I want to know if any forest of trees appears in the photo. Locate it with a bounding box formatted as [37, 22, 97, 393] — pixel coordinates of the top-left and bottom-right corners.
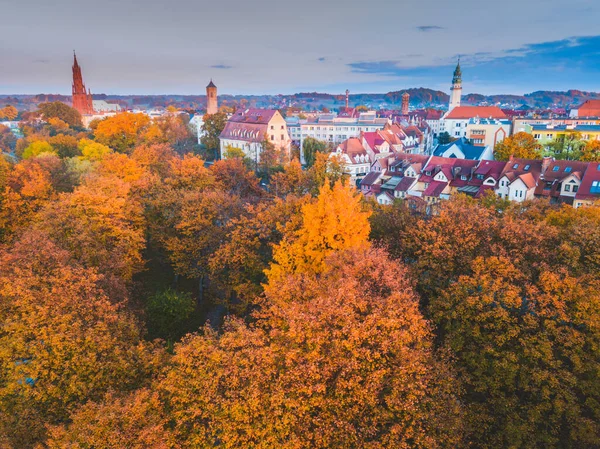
[1, 104, 600, 448]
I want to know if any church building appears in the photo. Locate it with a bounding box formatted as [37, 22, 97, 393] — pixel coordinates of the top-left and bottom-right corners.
[71, 52, 94, 116]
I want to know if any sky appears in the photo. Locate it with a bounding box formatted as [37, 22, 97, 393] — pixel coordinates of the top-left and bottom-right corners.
[1, 0, 600, 96]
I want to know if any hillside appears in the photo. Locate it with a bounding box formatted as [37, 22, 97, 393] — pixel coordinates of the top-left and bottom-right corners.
[2, 88, 598, 112]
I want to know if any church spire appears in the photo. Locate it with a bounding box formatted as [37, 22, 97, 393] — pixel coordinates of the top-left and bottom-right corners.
[452, 57, 462, 84]
[449, 57, 462, 112]
[71, 51, 94, 116]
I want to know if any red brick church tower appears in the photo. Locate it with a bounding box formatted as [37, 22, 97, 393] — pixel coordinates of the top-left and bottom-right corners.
[72, 52, 94, 115]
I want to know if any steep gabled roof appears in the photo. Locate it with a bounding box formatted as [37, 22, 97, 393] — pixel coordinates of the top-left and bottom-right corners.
[576, 162, 600, 201]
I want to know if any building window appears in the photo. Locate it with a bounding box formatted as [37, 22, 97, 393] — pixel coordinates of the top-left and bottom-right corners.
[565, 184, 571, 192]
[573, 185, 579, 192]
[281, 134, 284, 140]
[271, 135, 275, 141]
[270, 126, 274, 130]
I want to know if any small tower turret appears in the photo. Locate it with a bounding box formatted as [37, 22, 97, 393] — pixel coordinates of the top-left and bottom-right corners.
[206, 79, 218, 115]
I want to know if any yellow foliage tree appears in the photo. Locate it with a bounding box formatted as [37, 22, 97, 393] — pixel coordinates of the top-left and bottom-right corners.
[265, 179, 371, 284]
[78, 138, 113, 161]
[22, 140, 56, 159]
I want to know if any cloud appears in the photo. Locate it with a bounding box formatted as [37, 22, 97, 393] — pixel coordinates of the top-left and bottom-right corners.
[416, 25, 444, 32]
[210, 64, 232, 69]
[318, 57, 326, 62]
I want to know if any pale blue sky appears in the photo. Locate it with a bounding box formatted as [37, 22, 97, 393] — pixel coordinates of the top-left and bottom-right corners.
[1, 0, 599, 96]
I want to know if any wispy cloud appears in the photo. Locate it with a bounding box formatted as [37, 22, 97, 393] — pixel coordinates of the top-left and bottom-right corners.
[211, 64, 232, 69]
[416, 25, 444, 32]
[345, 35, 600, 94]
[318, 57, 326, 62]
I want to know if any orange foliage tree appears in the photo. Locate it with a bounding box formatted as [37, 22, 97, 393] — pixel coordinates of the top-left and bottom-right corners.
[94, 112, 151, 153]
[0, 233, 160, 448]
[265, 179, 370, 284]
[160, 248, 464, 448]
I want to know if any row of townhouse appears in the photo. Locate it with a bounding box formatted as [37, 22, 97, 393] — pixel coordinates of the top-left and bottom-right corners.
[331, 123, 439, 184]
[359, 152, 600, 209]
[334, 134, 492, 185]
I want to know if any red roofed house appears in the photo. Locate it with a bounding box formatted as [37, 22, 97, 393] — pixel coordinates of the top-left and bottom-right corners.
[333, 137, 371, 183]
[361, 131, 391, 161]
[441, 106, 508, 140]
[496, 157, 543, 202]
[572, 100, 600, 118]
[574, 162, 600, 208]
[220, 108, 290, 162]
[535, 159, 589, 205]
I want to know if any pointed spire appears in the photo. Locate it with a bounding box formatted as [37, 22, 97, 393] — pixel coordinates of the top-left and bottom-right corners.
[452, 57, 462, 84]
[207, 78, 216, 89]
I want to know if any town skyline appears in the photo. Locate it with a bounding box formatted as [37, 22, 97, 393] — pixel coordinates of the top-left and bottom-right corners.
[2, 0, 600, 96]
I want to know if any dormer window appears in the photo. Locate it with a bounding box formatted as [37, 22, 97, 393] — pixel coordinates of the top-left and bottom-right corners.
[524, 165, 530, 171]
[513, 164, 519, 169]
[461, 175, 467, 181]
[553, 166, 560, 172]
[565, 167, 572, 173]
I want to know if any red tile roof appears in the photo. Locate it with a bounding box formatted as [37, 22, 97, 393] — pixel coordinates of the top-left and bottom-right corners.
[394, 177, 417, 192]
[575, 163, 600, 201]
[423, 181, 447, 197]
[577, 100, 600, 117]
[445, 106, 507, 120]
[229, 108, 278, 124]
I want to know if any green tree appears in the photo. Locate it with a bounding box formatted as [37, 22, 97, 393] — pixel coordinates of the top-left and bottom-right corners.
[547, 132, 585, 160]
[302, 136, 327, 167]
[38, 102, 83, 128]
[437, 131, 455, 145]
[200, 111, 227, 158]
[146, 288, 195, 340]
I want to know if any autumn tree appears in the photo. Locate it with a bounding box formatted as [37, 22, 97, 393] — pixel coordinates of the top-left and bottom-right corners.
[0, 233, 160, 448]
[265, 179, 370, 283]
[38, 101, 83, 128]
[209, 196, 307, 314]
[45, 389, 175, 449]
[0, 125, 17, 153]
[142, 113, 196, 154]
[161, 189, 245, 303]
[580, 139, 600, 162]
[0, 105, 18, 120]
[306, 152, 347, 194]
[494, 132, 543, 161]
[22, 140, 56, 159]
[429, 256, 600, 448]
[0, 154, 68, 242]
[47, 133, 79, 158]
[211, 156, 263, 199]
[270, 158, 309, 197]
[78, 138, 113, 161]
[94, 112, 151, 153]
[302, 136, 328, 167]
[35, 175, 147, 296]
[200, 111, 227, 158]
[160, 248, 464, 448]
